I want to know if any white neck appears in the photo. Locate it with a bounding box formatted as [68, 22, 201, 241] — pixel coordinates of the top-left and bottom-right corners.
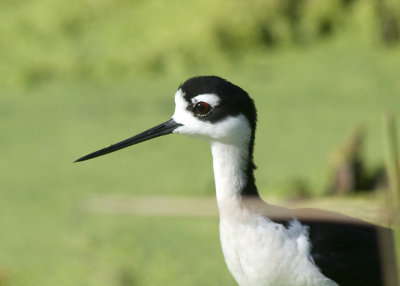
[211, 141, 258, 220]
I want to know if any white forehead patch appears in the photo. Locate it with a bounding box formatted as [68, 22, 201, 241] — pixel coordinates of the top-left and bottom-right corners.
[172, 89, 193, 129]
[172, 89, 189, 121]
[191, 93, 220, 107]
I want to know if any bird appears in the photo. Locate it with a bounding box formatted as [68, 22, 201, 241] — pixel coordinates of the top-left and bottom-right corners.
[75, 76, 397, 286]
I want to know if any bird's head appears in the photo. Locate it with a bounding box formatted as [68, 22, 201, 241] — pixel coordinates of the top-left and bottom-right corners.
[75, 76, 257, 162]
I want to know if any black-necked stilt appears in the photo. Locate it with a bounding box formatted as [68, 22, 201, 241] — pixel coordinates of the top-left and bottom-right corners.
[76, 76, 397, 286]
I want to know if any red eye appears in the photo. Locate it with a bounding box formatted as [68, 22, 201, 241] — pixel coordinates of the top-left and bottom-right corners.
[194, 102, 211, 116]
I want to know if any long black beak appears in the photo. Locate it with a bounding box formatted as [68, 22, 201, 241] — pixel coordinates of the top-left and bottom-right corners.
[74, 119, 182, 163]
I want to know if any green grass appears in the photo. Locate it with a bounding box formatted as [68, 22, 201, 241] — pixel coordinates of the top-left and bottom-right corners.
[1, 40, 400, 285]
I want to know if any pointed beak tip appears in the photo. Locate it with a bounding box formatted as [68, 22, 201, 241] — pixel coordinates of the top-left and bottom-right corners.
[73, 119, 182, 163]
[73, 157, 85, 163]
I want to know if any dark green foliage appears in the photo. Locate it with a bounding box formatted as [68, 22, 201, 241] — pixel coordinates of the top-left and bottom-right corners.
[1, 0, 399, 86]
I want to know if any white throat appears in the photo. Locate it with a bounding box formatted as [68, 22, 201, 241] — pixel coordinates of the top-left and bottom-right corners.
[210, 138, 254, 220]
[211, 141, 245, 208]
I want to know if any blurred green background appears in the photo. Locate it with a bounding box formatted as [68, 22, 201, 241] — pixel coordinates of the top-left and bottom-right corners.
[1, 0, 400, 285]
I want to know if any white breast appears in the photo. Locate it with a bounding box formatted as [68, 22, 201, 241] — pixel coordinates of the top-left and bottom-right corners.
[219, 215, 338, 286]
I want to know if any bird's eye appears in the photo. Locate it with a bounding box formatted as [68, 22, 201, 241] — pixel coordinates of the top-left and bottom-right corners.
[194, 102, 211, 116]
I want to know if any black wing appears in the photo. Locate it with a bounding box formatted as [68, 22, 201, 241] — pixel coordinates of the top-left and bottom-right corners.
[300, 220, 396, 286]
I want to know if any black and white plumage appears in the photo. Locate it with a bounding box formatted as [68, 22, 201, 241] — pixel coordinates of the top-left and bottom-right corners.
[76, 76, 397, 286]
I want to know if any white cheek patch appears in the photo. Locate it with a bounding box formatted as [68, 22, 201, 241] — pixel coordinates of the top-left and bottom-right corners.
[191, 93, 220, 107]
